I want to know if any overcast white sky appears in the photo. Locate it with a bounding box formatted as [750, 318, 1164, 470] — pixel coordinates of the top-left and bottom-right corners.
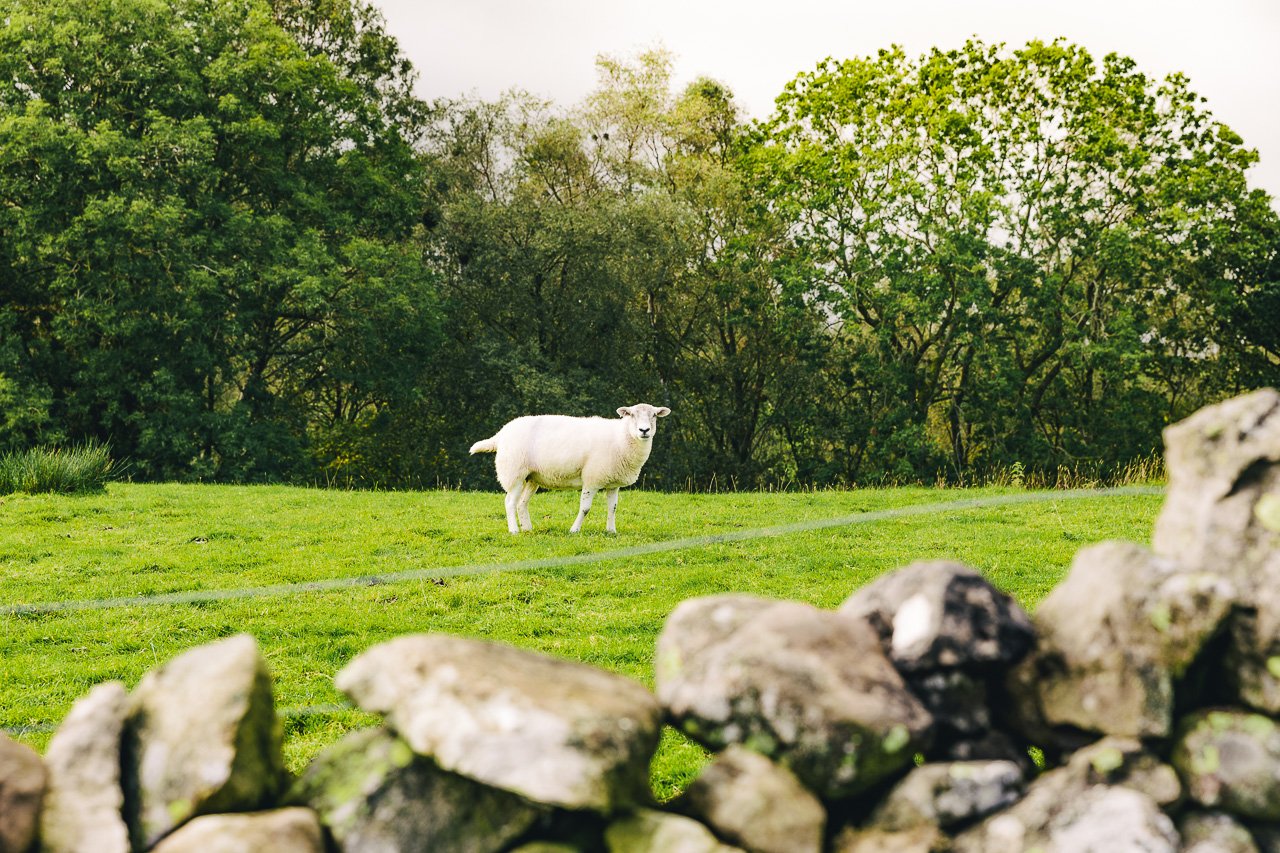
[373, 0, 1280, 204]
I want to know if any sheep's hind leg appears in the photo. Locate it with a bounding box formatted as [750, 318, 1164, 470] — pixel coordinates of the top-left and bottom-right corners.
[503, 483, 524, 534]
[569, 488, 596, 534]
[516, 481, 537, 532]
[605, 488, 620, 534]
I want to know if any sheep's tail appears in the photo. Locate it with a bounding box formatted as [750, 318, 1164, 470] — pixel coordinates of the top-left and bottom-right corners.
[469, 436, 499, 454]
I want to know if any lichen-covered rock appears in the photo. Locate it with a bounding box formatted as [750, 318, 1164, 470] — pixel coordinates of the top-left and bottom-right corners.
[1227, 582, 1280, 716]
[289, 727, 543, 853]
[149, 808, 325, 853]
[866, 760, 1024, 832]
[953, 738, 1180, 852]
[956, 784, 1177, 853]
[0, 734, 46, 853]
[839, 560, 1034, 672]
[1173, 710, 1280, 821]
[839, 561, 1035, 755]
[671, 745, 824, 853]
[656, 595, 932, 799]
[604, 810, 742, 853]
[122, 633, 286, 849]
[1006, 541, 1235, 743]
[39, 681, 131, 853]
[1152, 389, 1280, 716]
[336, 634, 661, 813]
[1152, 387, 1280, 580]
[1178, 810, 1260, 853]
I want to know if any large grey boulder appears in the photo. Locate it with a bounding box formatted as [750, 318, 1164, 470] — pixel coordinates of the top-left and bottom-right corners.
[866, 760, 1024, 832]
[1153, 387, 1280, 579]
[953, 738, 1181, 852]
[839, 560, 1034, 672]
[1152, 389, 1280, 715]
[1006, 541, 1235, 744]
[1178, 811, 1260, 853]
[149, 808, 325, 853]
[604, 810, 742, 853]
[122, 633, 286, 849]
[39, 681, 131, 853]
[840, 561, 1034, 757]
[656, 595, 932, 799]
[289, 726, 543, 853]
[671, 745, 825, 853]
[336, 634, 661, 813]
[1173, 710, 1280, 822]
[0, 734, 46, 853]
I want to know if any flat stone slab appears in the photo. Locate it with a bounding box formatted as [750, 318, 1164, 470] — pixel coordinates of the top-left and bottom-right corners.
[336, 634, 662, 812]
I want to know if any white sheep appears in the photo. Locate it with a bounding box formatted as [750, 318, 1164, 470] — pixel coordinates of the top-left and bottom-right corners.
[469, 403, 671, 534]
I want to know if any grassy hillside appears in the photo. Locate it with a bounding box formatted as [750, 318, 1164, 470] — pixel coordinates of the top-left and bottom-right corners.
[0, 483, 1163, 797]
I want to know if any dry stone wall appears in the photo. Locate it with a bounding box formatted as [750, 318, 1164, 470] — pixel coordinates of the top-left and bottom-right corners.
[3, 388, 1280, 853]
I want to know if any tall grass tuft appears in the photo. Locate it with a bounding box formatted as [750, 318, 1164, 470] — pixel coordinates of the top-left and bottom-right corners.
[0, 443, 118, 495]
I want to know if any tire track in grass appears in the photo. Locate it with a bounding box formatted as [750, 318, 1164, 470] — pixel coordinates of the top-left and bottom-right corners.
[2, 486, 1162, 737]
[1, 486, 1160, 618]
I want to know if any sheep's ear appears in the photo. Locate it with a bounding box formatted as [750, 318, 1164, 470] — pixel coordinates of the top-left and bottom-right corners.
[655, 407, 671, 417]
[617, 407, 632, 417]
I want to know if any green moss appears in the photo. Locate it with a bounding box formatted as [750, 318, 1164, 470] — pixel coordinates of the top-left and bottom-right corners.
[882, 724, 910, 754]
[1090, 746, 1125, 777]
[1256, 493, 1280, 533]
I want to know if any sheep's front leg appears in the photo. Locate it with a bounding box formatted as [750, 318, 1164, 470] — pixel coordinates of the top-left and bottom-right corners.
[516, 481, 537, 532]
[504, 484, 523, 534]
[605, 488, 620, 534]
[569, 488, 596, 534]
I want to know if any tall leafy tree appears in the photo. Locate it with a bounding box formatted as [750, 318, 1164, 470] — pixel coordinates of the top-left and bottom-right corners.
[754, 40, 1279, 480]
[0, 0, 439, 479]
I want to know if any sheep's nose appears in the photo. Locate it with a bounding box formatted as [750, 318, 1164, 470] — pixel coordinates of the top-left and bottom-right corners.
[639, 426, 650, 435]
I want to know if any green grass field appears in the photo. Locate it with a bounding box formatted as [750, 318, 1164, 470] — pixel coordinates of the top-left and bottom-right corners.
[0, 483, 1163, 799]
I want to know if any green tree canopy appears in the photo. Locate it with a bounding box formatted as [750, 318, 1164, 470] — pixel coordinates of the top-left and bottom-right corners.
[751, 39, 1279, 480]
[0, 0, 439, 478]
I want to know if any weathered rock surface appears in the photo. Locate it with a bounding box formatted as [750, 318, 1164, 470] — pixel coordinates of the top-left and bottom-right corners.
[957, 783, 1177, 853]
[829, 824, 946, 853]
[289, 726, 544, 853]
[1173, 710, 1280, 821]
[149, 808, 325, 853]
[39, 681, 131, 853]
[336, 634, 661, 813]
[953, 738, 1181, 851]
[866, 760, 1024, 832]
[0, 734, 46, 853]
[839, 560, 1034, 672]
[604, 810, 742, 853]
[1007, 540, 1235, 743]
[1153, 387, 1280, 579]
[1153, 389, 1280, 716]
[122, 633, 286, 849]
[671, 745, 825, 853]
[1178, 810, 1260, 853]
[656, 594, 932, 798]
[840, 561, 1034, 757]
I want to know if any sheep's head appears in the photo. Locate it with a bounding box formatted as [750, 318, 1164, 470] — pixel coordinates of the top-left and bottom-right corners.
[617, 403, 671, 441]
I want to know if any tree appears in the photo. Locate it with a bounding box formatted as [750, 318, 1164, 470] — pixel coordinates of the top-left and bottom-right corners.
[0, 0, 439, 479]
[754, 39, 1279, 481]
